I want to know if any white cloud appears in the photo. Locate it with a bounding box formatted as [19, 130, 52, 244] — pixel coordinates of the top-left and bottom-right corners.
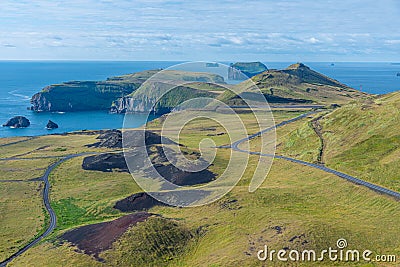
[307, 37, 320, 44]
[0, 0, 399, 60]
[385, 40, 400, 45]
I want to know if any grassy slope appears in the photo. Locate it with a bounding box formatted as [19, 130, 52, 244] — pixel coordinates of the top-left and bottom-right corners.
[321, 92, 400, 191]
[252, 92, 400, 192]
[0, 134, 102, 159]
[0, 133, 112, 262]
[0, 137, 30, 145]
[118, 71, 227, 113]
[219, 63, 369, 106]
[126, 70, 226, 97]
[2, 108, 400, 266]
[275, 119, 321, 163]
[247, 111, 322, 163]
[0, 158, 57, 181]
[0, 182, 45, 262]
[50, 156, 141, 231]
[101, 217, 192, 266]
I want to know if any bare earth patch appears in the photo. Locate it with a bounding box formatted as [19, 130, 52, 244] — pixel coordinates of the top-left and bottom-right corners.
[60, 212, 152, 260]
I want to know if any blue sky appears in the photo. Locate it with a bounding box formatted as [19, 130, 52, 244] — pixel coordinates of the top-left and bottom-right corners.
[0, 0, 399, 61]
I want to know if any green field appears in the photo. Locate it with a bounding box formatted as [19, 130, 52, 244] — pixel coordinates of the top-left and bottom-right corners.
[0, 182, 45, 262]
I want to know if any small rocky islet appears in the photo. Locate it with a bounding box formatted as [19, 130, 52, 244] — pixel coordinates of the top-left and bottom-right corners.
[2, 116, 30, 128]
[46, 120, 59, 130]
[2, 116, 59, 130]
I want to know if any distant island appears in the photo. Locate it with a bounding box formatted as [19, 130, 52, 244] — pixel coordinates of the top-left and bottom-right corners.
[228, 61, 268, 80]
[205, 62, 219, 67]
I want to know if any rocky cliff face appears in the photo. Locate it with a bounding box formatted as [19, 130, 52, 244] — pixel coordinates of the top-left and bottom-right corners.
[111, 95, 155, 114]
[29, 70, 224, 113]
[111, 82, 219, 114]
[30, 92, 52, 112]
[30, 81, 137, 112]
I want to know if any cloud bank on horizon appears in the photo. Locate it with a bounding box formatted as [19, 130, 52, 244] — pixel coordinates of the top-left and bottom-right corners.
[0, 0, 399, 61]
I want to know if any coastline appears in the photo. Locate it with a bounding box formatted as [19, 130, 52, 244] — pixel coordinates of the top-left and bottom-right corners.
[0, 111, 159, 138]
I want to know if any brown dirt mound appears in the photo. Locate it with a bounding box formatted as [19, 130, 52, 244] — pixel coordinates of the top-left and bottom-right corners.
[114, 192, 167, 212]
[60, 212, 152, 259]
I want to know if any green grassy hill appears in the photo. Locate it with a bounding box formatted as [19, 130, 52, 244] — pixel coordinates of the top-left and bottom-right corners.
[219, 63, 369, 106]
[111, 70, 226, 114]
[320, 92, 400, 191]
[260, 91, 400, 192]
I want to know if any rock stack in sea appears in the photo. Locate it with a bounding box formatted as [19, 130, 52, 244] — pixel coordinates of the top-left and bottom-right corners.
[46, 120, 59, 130]
[2, 116, 30, 128]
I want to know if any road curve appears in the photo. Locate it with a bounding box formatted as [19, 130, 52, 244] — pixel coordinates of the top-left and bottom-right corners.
[0, 153, 91, 267]
[230, 112, 400, 200]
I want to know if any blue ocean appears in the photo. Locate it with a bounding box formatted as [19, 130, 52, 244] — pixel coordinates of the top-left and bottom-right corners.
[0, 61, 399, 138]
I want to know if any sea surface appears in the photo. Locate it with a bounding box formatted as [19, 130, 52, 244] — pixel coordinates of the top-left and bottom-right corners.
[0, 61, 399, 138]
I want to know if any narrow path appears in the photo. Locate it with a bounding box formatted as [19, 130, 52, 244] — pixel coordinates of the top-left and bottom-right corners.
[0, 155, 65, 161]
[0, 153, 91, 267]
[230, 111, 400, 200]
[311, 115, 325, 164]
[0, 137, 36, 148]
[7, 146, 50, 159]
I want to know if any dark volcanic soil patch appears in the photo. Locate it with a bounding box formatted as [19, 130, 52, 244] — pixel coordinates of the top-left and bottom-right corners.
[148, 145, 216, 186]
[82, 153, 128, 172]
[115, 190, 211, 210]
[82, 147, 216, 186]
[155, 162, 216, 186]
[86, 129, 177, 149]
[86, 129, 122, 148]
[114, 192, 167, 212]
[60, 212, 152, 259]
